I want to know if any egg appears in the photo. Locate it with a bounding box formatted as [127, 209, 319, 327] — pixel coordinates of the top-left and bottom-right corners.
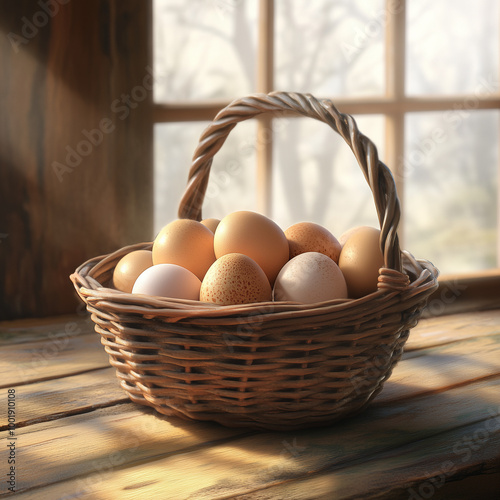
[200, 253, 272, 305]
[153, 219, 216, 281]
[113, 250, 153, 293]
[132, 263, 201, 300]
[338, 226, 384, 298]
[339, 226, 363, 248]
[214, 211, 289, 284]
[273, 252, 347, 303]
[285, 222, 341, 263]
[201, 218, 220, 233]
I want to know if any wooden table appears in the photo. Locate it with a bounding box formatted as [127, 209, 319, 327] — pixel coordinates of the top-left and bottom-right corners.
[1, 309, 499, 499]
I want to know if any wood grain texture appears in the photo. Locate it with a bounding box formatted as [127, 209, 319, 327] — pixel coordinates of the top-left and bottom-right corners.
[0, 367, 126, 429]
[0, 0, 153, 320]
[6, 379, 499, 499]
[405, 309, 500, 350]
[0, 329, 108, 388]
[0, 314, 93, 345]
[1, 312, 499, 499]
[232, 419, 500, 500]
[3, 404, 253, 496]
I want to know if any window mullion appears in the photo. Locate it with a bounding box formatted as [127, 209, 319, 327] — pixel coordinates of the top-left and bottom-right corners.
[256, 0, 274, 216]
[385, 0, 406, 249]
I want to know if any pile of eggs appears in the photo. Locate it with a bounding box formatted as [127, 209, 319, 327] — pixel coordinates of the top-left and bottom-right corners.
[112, 211, 385, 305]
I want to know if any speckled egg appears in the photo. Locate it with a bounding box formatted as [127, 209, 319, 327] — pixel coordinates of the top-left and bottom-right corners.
[285, 221, 342, 263]
[200, 253, 272, 306]
[273, 252, 348, 303]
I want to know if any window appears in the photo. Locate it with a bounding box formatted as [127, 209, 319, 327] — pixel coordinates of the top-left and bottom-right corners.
[153, 0, 500, 278]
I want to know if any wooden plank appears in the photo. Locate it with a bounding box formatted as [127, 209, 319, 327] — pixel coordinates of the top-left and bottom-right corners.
[232, 418, 500, 500]
[0, 0, 153, 320]
[406, 309, 500, 351]
[0, 315, 93, 346]
[0, 329, 108, 388]
[0, 367, 126, 429]
[7, 377, 500, 499]
[2, 403, 253, 497]
[380, 333, 500, 404]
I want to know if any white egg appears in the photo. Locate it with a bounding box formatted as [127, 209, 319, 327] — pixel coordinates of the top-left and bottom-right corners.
[132, 264, 201, 300]
[273, 252, 348, 303]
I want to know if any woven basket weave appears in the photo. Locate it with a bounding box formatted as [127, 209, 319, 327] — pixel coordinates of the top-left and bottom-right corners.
[71, 92, 438, 431]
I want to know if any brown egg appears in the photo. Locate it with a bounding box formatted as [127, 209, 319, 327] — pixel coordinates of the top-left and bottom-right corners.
[113, 250, 153, 293]
[338, 226, 384, 298]
[201, 218, 220, 233]
[152, 219, 216, 281]
[214, 211, 289, 284]
[285, 222, 341, 263]
[200, 253, 272, 305]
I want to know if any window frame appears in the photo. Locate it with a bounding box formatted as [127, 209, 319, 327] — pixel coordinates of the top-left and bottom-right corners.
[151, 0, 500, 311]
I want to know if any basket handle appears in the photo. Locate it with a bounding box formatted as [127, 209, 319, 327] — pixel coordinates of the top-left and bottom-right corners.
[178, 91, 402, 273]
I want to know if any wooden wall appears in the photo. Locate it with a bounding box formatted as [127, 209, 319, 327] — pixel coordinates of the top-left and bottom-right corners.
[0, 0, 153, 320]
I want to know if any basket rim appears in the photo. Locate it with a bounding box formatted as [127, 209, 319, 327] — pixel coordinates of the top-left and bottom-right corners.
[70, 241, 439, 320]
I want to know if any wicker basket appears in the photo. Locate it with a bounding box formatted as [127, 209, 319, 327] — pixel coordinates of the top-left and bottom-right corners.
[71, 92, 438, 431]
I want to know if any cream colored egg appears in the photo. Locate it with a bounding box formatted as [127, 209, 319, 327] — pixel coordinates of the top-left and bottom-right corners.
[273, 252, 348, 303]
[200, 253, 272, 306]
[338, 226, 384, 298]
[339, 226, 363, 248]
[285, 222, 341, 263]
[201, 218, 220, 233]
[132, 263, 201, 300]
[153, 219, 216, 281]
[214, 211, 289, 284]
[113, 249, 153, 293]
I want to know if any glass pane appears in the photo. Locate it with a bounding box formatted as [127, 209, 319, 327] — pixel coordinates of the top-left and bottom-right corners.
[154, 121, 257, 234]
[272, 115, 386, 239]
[404, 110, 499, 274]
[407, 0, 499, 95]
[153, 0, 258, 102]
[275, 0, 385, 97]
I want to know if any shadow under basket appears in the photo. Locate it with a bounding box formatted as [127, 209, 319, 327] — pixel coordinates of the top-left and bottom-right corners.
[71, 92, 439, 431]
